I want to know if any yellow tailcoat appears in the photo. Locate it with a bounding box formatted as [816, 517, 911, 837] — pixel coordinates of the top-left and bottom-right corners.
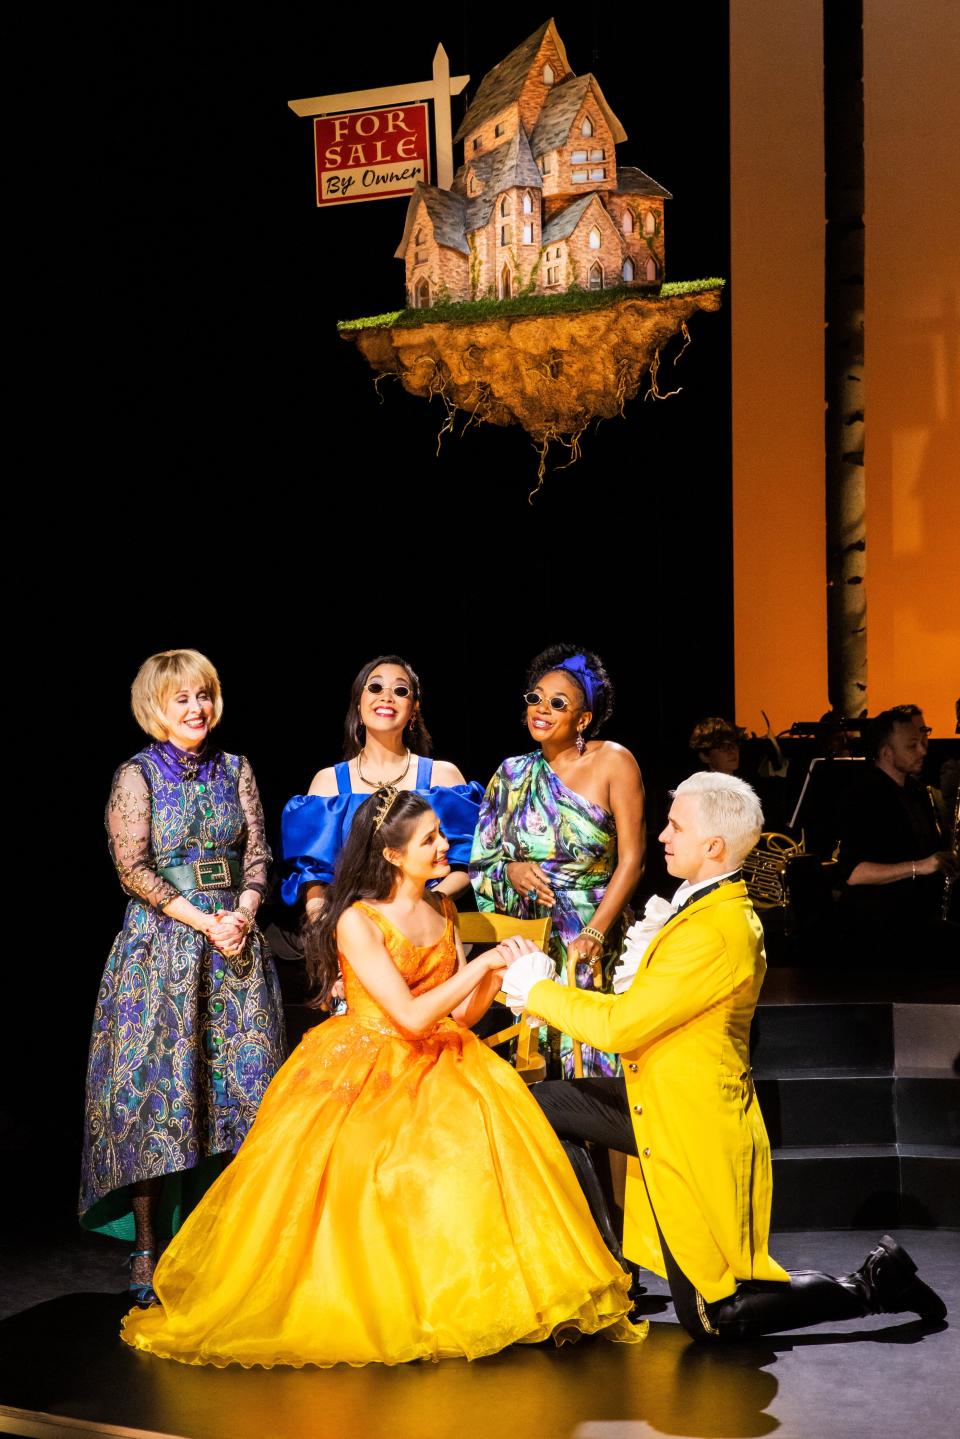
[528, 880, 789, 1302]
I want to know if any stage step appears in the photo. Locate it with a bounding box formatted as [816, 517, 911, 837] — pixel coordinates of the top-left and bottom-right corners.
[756, 995, 959, 1228]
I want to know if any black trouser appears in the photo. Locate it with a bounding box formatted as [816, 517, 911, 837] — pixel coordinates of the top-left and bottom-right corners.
[534, 1078, 866, 1342]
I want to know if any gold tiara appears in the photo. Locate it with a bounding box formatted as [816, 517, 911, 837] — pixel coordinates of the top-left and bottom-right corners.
[373, 785, 400, 832]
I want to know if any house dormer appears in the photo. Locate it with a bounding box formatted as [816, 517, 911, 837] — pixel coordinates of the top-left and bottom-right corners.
[529, 74, 626, 215]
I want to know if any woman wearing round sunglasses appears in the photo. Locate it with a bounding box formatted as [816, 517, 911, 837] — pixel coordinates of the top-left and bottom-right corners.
[470, 644, 646, 1078]
[281, 655, 484, 946]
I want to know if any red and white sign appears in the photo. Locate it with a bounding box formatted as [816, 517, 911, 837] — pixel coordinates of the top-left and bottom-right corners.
[313, 103, 430, 207]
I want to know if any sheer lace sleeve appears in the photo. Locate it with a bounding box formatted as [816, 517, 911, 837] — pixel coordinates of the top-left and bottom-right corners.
[238, 757, 271, 897]
[105, 761, 178, 908]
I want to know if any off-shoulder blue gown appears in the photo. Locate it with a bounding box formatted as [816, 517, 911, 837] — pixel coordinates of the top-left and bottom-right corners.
[280, 758, 484, 904]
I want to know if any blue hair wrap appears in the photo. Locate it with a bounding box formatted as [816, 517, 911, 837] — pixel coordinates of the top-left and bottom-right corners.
[552, 654, 596, 710]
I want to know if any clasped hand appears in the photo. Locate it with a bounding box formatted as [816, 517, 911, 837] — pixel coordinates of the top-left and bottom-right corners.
[207, 910, 250, 958]
[483, 935, 542, 973]
[483, 937, 556, 1014]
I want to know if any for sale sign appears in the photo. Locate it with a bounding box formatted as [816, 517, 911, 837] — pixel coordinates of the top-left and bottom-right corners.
[314, 103, 430, 206]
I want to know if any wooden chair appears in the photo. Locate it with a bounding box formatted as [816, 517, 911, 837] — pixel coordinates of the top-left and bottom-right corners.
[456, 912, 552, 1084]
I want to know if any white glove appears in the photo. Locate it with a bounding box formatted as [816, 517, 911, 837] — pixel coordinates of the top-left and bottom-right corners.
[500, 949, 557, 1014]
[611, 895, 676, 994]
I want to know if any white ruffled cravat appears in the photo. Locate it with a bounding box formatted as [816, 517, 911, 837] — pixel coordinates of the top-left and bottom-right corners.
[610, 894, 677, 994]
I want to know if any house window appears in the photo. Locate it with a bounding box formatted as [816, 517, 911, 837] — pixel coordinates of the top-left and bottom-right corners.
[522, 191, 533, 215]
[473, 137, 482, 151]
[539, 153, 552, 175]
[571, 150, 588, 163]
[500, 265, 512, 299]
[415, 277, 430, 308]
[623, 258, 635, 282]
[500, 224, 512, 245]
[468, 174, 478, 195]
[645, 256, 658, 282]
[543, 63, 555, 85]
[581, 117, 594, 137]
[590, 148, 605, 162]
[495, 122, 505, 137]
[415, 249, 428, 264]
[571, 170, 588, 183]
[588, 227, 601, 249]
[522, 222, 534, 244]
[546, 264, 559, 285]
[589, 262, 603, 289]
[590, 167, 606, 181]
[644, 210, 657, 235]
[415, 228, 423, 245]
[622, 209, 634, 234]
[500, 195, 509, 217]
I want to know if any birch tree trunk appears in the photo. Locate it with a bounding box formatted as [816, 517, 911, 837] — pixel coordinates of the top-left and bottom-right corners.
[824, 0, 867, 716]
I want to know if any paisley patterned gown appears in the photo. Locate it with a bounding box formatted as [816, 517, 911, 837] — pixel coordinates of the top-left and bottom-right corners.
[80, 743, 286, 1239]
[120, 898, 642, 1367]
[470, 752, 630, 1078]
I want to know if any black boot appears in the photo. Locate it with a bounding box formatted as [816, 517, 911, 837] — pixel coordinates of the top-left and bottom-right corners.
[840, 1234, 947, 1322]
[712, 1271, 866, 1341]
[560, 1140, 626, 1266]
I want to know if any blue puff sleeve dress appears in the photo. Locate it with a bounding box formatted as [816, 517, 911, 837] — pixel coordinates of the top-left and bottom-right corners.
[280, 757, 484, 904]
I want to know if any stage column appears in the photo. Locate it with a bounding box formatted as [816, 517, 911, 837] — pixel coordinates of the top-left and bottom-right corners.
[729, 0, 828, 736]
[862, 1, 960, 735]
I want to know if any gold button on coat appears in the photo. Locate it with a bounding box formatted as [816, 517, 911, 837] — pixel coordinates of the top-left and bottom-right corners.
[628, 1062, 638, 1072]
[633, 1104, 643, 1115]
[642, 1147, 651, 1157]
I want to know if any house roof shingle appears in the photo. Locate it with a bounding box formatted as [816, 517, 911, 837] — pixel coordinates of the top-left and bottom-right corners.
[615, 165, 672, 200]
[459, 129, 543, 229]
[394, 183, 469, 259]
[529, 73, 627, 156]
[541, 192, 599, 245]
[454, 20, 571, 142]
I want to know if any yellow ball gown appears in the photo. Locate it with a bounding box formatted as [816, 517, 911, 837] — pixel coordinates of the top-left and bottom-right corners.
[121, 898, 644, 1367]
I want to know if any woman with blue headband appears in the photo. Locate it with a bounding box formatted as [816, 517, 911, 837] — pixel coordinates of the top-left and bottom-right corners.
[470, 644, 646, 1078]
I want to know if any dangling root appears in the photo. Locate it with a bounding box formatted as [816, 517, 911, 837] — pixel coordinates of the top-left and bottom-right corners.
[412, 356, 458, 455]
[644, 322, 693, 401]
[460, 381, 495, 434]
[527, 421, 589, 502]
[644, 344, 683, 402]
[372, 372, 399, 404]
[614, 358, 639, 417]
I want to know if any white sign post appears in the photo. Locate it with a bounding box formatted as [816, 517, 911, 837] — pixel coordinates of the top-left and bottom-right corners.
[288, 44, 469, 193]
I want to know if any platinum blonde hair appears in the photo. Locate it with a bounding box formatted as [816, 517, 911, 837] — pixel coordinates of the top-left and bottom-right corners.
[130, 648, 224, 741]
[671, 771, 763, 865]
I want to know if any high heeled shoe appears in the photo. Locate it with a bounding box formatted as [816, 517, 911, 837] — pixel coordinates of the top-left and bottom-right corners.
[127, 1247, 159, 1307]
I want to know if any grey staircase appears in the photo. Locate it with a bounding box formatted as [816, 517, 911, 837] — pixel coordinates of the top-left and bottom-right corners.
[751, 996, 959, 1228]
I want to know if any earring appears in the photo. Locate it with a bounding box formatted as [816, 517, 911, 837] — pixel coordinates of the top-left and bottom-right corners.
[576, 731, 586, 755]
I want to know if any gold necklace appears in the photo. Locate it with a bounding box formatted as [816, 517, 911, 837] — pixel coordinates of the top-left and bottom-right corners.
[357, 748, 412, 789]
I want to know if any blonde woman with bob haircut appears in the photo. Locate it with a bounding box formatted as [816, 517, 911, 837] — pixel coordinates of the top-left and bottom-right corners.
[80, 649, 286, 1306]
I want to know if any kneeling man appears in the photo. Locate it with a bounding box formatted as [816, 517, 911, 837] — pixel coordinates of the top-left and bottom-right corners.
[502, 772, 944, 1341]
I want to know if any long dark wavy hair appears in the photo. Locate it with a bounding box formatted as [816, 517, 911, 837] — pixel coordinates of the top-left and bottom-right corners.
[304, 789, 433, 1005]
[342, 654, 433, 759]
[525, 643, 615, 738]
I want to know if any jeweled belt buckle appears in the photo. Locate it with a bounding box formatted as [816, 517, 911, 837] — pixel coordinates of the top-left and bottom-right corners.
[194, 857, 232, 890]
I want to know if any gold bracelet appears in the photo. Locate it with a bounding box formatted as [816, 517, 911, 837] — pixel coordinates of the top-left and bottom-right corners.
[580, 925, 605, 945]
[236, 904, 257, 929]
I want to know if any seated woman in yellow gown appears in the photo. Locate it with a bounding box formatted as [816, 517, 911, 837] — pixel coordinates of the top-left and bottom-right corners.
[121, 787, 642, 1367]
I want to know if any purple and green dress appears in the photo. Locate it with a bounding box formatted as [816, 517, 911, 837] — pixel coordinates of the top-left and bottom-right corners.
[80, 742, 286, 1240]
[470, 752, 629, 1078]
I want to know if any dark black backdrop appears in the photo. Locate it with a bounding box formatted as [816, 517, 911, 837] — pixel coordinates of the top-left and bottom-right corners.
[21, 4, 732, 1229]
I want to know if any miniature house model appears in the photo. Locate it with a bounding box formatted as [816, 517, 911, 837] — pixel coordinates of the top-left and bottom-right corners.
[396, 19, 670, 308]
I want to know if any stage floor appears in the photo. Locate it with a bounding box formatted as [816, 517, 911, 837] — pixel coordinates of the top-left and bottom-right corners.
[1, 1228, 957, 1439]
